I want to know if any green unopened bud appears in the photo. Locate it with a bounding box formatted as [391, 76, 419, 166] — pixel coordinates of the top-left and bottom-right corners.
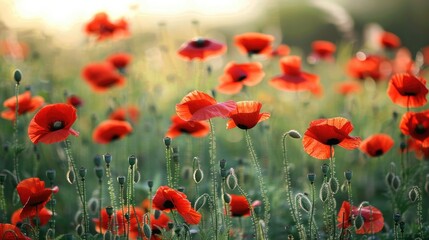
[104, 230, 113, 240]
[329, 177, 339, 194]
[163, 137, 172, 148]
[223, 193, 231, 203]
[46, 169, 56, 181]
[344, 170, 352, 181]
[220, 168, 227, 178]
[307, 173, 316, 183]
[106, 206, 113, 217]
[95, 167, 104, 179]
[408, 187, 419, 202]
[104, 153, 112, 166]
[167, 222, 174, 230]
[194, 194, 207, 211]
[391, 175, 401, 191]
[220, 159, 226, 169]
[287, 130, 301, 139]
[94, 154, 102, 167]
[297, 193, 312, 213]
[14, 69, 22, 84]
[319, 182, 330, 202]
[117, 176, 126, 185]
[143, 223, 152, 239]
[79, 167, 87, 178]
[385, 172, 394, 186]
[154, 209, 161, 219]
[193, 168, 203, 184]
[321, 163, 330, 175]
[354, 214, 364, 230]
[226, 168, 238, 190]
[128, 155, 137, 166]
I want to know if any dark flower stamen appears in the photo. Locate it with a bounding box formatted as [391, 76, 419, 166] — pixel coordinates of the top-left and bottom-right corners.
[163, 200, 174, 209]
[326, 138, 340, 145]
[51, 121, 64, 131]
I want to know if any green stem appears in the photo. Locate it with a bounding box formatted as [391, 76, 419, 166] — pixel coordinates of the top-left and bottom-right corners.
[208, 119, 219, 240]
[165, 146, 173, 187]
[81, 176, 89, 237]
[236, 184, 259, 239]
[13, 83, 20, 183]
[309, 182, 315, 239]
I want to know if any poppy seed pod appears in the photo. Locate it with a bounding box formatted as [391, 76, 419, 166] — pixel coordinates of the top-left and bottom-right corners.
[104, 153, 112, 165]
[46, 169, 56, 181]
[321, 163, 330, 175]
[79, 167, 87, 179]
[220, 159, 227, 169]
[287, 130, 302, 139]
[117, 176, 126, 185]
[95, 167, 103, 179]
[14, 69, 22, 84]
[93, 154, 102, 167]
[307, 173, 316, 183]
[128, 155, 137, 166]
[163, 137, 172, 147]
[344, 170, 352, 182]
[394, 213, 401, 223]
[148, 180, 153, 189]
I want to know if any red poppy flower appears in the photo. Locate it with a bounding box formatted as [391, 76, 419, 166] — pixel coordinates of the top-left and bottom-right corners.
[152, 185, 201, 225]
[92, 120, 133, 144]
[16, 178, 59, 220]
[392, 48, 415, 74]
[165, 114, 210, 139]
[422, 46, 429, 66]
[0, 39, 29, 60]
[269, 56, 321, 94]
[303, 117, 361, 159]
[309, 40, 336, 62]
[93, 207, 144, 238]
[66, 94, 83, 108]
[28, 103, 79, 144]
[337, 201, 384, 234]
[106, 52, 132, 70]
[387, 73, 428, 108]
[400, 110, 429, 147]
[270, 44, 290, 57]
[226, 101, 270, 130]
[176, 90, 236, 122]
[234, 32, 274, 57]
[1, 91, 45, 121]
[81, 62, 126, 92]
[335, 81, 362, 95]
[177, 37, 226, 61]
[84, 12, 129, 41]
[109, 105, 140, 123]
[360, 134, 394, 157]
[228, 194, 261, 217]
[346, 53, 391, 81]
[0, 223, 31, 240]
[150, 211, 170, 240]
[406, 138, 429, 160]
[11, 207, 52, 226]
[216, 62, 265, 94]
[380, 31, 401, 49]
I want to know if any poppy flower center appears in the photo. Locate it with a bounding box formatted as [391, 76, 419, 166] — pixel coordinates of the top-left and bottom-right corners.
[163, 200, 175, 209]
[51, 121, 64, 131]
[237, 74, 247, 82]
[374, 149, 384, 157]
[111, 135, 120, 141]
[237, 124, 250, 130]
[326, 138, 340, 145]
[415, 124, 426, 134]
[191, 38, 209, 48]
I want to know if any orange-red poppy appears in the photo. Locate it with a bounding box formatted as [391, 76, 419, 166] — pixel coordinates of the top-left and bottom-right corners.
[228, 194, 261, 217]
[406, 138, 429, 160]
[16, 178, 59, 220]
[226, 101, 270, 130]
[177, 37, 226, 61]
[66, 94, 83, 108]
[81, 62, 126, 92]
[303, 117, 361, 159]
[387, 73, 428, 108]
[380, 31, 401, 49]
[309, 40, 336, 62]
[392, 48, 415, 74]
[109, 105, 140, 123]
[11, 207, 52, 226]
[269, 56, 321, 94]
[1, 91, 44, 121]
[216, 62, 265, 94]
[422, 46, 429, 66]
[165, 114, 210, 138]
[400, 110, 429, 147]
[335, 81, 362, 95]
[28, 103, 79, 144]
[92, 120, 133, 144]
[93, 207, 144, 238]
[84, 12, 129, 41]
[270, 44, 290, 57]
[346, 53, 391, 81]
[0, 39, 29, 60]
[106, 52, 132, 70]
[234, 32, 274, 57]
[152, 185, 201, 225]
[0, 223, 31, 240]
[337, 201, 384, 234]
[150, 211, 170, 240]
[176, 90, 236, 122]
[360, 133, 394, 157]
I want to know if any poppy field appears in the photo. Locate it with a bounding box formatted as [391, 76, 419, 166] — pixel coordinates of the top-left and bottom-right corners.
[0, 1, 429, 239]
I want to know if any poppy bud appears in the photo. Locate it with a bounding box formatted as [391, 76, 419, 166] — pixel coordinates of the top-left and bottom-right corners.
[128, 155, 137, 166]
[354, 214, 364, 230]
[220, 168, 227, 178]
[67, 169, 75, 184]
[154, 209, 161, 219]
[75, 224, 84, 236]
[321, 163, 330, 175]
[117, 176, 126, 185]
[223, 193, 231, 203]
[143, 223, 152, 239]
[408, 187, 420, 202]
[194, 194, 207, 211]
[88, 197, 99, 215]
[391, 175, 401, 191]
[104, 153, 112, 166]
[124, 213, 130, 221]
[297, 193, 312, 213]
[168, 222, 174, 230]
[104, 230, 113, 240]
[193, 168, 204, 184]
[226, 168, 238, 190]
[95, 167, 104, 179]
[344, 170, 352, 181]
[307, 173, 316, 183]
[46, 169, 56, 181]
[105, 206, 114, 217]
[385, 172, 394, 186]
[220, 159, 226, 169]
[319, 182, 329, 202]
[94, 154, 102, 167]
[287, 130, 302, 139]
[163, 137, 172, 148]
[329, 177, 339, 194]
[14, 69, 22, 84]
[394, 213, 401, 223]
[79, 167, 87, 179]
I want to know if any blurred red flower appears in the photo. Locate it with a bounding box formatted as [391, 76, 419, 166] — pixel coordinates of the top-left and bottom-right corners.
[360, 133, 394, 157]
[66, 94, 83, 108]
[0, 39, 29, 60]
[106, 52, 132, 70]
[109, 105, 140, 123]
[216, 62, 265, 94]
[152, 185, 201, 225]
[387, 73, 428, 108]
[84, 12, 129, 41]
[226, 101, 270, 130]
[11, 207, 52, 226]
[82, 62, 126, 92]
[165, 114, 210, 138]
[269, 56, 321, 95]
[234, 32, 274, 57]
[422, 46, 429, 66]
[16, 178, 59, 219]
[400, 110, 429, 147]
[380, 31, 401, 49]
[303, 117, 361, 159]
[28, 103, 79, 144]
[335, 81, 362, 95]
[406, 138, 429, 160]
[346, 53, 391, 81]
[93, 207, 144, 238]
[177, 37, 226, 61]
[309, 40, 336, 62]
[228, 194, 261, 217]
[392, 48, 415, 74]
[337, 201, 384, 234]
[270, 44, 290, 57]
[176, 90, 236, 122]
[0, 223, 31, 240]
[1, 91, 44, 121]
[150, 211, 171, 240]
[92, 119, 133, 144]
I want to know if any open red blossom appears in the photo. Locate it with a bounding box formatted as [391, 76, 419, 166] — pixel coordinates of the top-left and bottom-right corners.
[216, 62, 265, 94]
[360, 133, 394, 157]
[303, 117, 361, 159]
[150, 211, 170, 240]
[234, 32, 274, 57]
[177, 37, 226, 61]
[176, 90, 236, 122]
[92, 120, 133, 144]
[106, 52, 132, 70]
[1, 91, 44, 121]
[226, 101, 270, 130]
[337, 201, 384, 234]
[270, 56, 321, 95]
[16, 178, 59, 220]
[0, 223, 31, 240]
[380, 31, 401, 49]
[346, 53, 391, 81]
[84, 12, 129, 41]
[400, 110, 429, 147]
[93, 207, 144, 238]
[228, 194, 261, 217]
[66, 94, 83, 108]
[28, 103, 79, 144]
[309, 40, 336, 61]
[82, 62, 126, 92]
[152, 186, 201, 225]
[387, 73, 428, 108]
[406, 138, 429, 160]
[335, 81, 362, 95]
[270, 44, 290, 57]
[165, 114, 210, 139]
[109, 105, 140, 123]
[11, 207, 52, 226]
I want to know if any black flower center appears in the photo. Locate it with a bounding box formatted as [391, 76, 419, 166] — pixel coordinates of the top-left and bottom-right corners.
[237, 74, 247, 82]
[326, 138, 340, 145]
[237, 124, 250, 130]
[191, 38, 209, 48]
[415, 124, 426, 135]
[403, 92, 417, 96]
[374, 149, 384, 157]
[163, 200, 174, 209]
[111, 135, 120, 141]
[50, 121, 64, 131]
[179, 128, 190, 133]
